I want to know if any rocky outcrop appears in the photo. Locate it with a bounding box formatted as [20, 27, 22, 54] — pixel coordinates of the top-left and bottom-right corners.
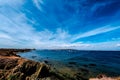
[90, 74, 120, 80]
[0, 49, 75, 80]
[0, 49, 50, 80]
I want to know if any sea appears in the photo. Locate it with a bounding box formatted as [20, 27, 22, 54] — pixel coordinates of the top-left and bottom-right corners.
[19, 49, 120, 78]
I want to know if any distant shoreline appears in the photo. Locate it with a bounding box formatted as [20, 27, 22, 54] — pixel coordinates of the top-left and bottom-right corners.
[0, 48, 120, 52]
[29, 48, 120, 52]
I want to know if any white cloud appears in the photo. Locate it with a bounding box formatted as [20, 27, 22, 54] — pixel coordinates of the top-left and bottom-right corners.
[0, 0, 24, 7]
[0, 9, 72, 48]
[116, 44, 120, 47]
[72, 25, 120, 41]
[0, 32, 12, 39]
[0, 11, 120, 50]
[32, 0, 44, 11]
[0, 0, 120, 50]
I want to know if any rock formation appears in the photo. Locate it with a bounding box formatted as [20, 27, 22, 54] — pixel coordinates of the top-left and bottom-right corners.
[0, 49, 50, 80]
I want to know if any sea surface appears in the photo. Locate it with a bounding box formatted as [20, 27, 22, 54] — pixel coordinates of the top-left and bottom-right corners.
[19, 49, 120, 77]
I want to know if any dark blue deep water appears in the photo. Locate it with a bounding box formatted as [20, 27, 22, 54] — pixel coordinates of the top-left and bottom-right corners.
[19, 50, 120, 77]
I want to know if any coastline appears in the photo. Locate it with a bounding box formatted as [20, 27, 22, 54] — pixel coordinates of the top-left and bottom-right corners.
[0, 48, 120, 80]
[0, 49, 51, 80]
[0, 48, 79, 80]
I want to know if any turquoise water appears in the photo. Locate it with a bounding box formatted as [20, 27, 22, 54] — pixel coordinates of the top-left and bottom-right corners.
[19, 50, 120, 77]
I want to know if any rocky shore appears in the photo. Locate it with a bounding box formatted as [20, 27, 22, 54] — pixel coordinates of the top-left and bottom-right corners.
[90, 74, 120, 80]
[0, 49, 50, 80]
[0, 49, 80, 80]
[0, 49, 120, 80]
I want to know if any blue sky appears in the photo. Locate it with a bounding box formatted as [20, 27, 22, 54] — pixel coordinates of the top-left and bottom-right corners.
[0, 0, 120, 50]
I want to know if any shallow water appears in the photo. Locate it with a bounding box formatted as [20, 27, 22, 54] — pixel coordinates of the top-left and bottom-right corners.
[19, 50, 120, 77]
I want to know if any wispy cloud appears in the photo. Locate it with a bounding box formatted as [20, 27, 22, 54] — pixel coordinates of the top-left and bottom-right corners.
[91, 41, 120, 50]
[0, 0, 24, 7]
[0, 8, 72, 48]
[116, 44, 120, 47]
[0, 0, 120, 50]
[72, 25, 120, 41]
[0, 8, 120, 49]
[0, 32, 11, 39]
[32, 0, 44, 11]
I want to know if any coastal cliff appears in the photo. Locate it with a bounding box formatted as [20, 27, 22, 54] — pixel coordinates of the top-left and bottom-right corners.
[0, 49, 78, 80]
[0, 49, 50, 80]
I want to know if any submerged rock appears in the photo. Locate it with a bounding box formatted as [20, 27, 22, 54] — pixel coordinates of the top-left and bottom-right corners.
[44, 60, 49, 64]
[31, 56, 37, 59]
[90, 74, 120, 80]
[89, 63, 96, 67]
[79, 68, 89, 73]
[82, 64, 88, 67]
[68, 62, 77, 65]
